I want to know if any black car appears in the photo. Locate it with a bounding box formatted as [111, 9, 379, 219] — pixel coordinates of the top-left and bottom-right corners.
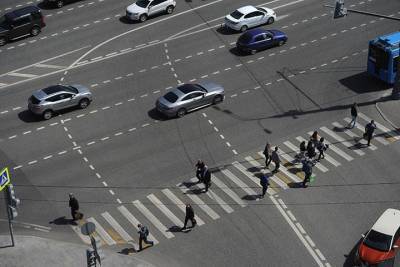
[44, 0, 84, 8]
[0, 6, 45, 46]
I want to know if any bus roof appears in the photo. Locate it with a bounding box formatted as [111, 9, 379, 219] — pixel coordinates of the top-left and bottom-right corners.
[376, 31, 400, 47]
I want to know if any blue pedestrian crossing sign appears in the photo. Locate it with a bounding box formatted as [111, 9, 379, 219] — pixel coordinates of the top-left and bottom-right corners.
[0, 167, 10, 192]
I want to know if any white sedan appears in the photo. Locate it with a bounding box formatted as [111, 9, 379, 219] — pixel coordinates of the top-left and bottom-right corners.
[224, 5, 276, 32]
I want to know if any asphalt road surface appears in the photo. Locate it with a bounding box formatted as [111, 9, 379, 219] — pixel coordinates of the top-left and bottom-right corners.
[1, 0, 400, 266]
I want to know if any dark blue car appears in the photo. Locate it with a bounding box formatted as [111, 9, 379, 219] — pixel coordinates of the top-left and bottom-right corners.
[236, 28, 287, 54]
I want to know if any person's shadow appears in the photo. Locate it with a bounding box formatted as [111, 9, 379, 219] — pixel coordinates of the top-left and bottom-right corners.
[49, 216, 76, 225]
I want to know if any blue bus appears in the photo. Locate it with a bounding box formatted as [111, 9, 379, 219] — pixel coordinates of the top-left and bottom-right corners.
[367, 31, 400, 84]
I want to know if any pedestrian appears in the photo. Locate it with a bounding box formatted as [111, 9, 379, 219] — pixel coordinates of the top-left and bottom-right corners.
[259, 174, 270, 198]
[202, 165, 212, 192]
[271, 146, 281, 173]
[263, 142, 272, 168]
[306, 139, 316, 159]
[68, 193, 79, 221]
[316, 137, 328, 161]
[311, 131, 318, 143]
[137, 224, 154, 251]
[181, 204, 196, 230]
[348, 102, 358, 129]
[301, 159, 313, 188]
[364, 120, 377, 146]
[298, 141, 306, 161]
[195, 160, 205, 183]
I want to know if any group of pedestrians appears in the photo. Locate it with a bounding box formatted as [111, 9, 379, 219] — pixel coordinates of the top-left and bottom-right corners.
[195, 160, 212, 192]
[262, 143, 281, 173]
[348, 102, 377, 146]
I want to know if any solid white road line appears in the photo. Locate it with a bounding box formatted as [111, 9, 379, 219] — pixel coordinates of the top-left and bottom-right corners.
[86, 217, 116, 246]
[34, 63, 66, 69]
[245, 156, 289, 189]
[212, 175, 247, 207]
[101, 212, 135, 243]
[132, 200, 174, 239]
[307, 132, 353, 161]
[7, 72, 37, 78]
[147, 194, 184, 227]
[178, 183, 220, 220]
[270, 196, 326, 266]
[233, 161, 277, 195]
[257, 152, 302, 183]
[332, 122, 377, 150]
[161, 189, 205, 225]
[358, 112, 400, 140]
[220, 168, 258, 197]
[295, 136, 339, 169]
[343, 118, 389, 145]
[118, 205, 159, 244]
[190, 178, 234, 214]
[320, 126, 365, 156]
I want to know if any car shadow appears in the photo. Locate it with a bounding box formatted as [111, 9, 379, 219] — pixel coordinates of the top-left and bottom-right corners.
[229, 47, 247, 57]
[343, 237, 363, 267]
[119, 16, 140, 25]
[37, 2, 54, 10]
[216, 25, 238, 35]
[18, 110, 42, 123]
[148, 108, 169, 121]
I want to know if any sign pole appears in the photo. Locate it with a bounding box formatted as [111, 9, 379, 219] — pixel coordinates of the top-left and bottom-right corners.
[4, 189, 14, 247]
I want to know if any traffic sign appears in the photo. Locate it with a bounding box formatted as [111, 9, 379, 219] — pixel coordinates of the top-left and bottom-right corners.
[0, 167, 10, 191]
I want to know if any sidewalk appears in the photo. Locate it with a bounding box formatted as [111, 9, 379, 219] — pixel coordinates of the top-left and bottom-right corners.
[0, 235, 155, 267]
[376, 99, 400, 129]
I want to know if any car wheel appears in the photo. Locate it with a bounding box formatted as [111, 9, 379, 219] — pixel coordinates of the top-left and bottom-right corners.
[0, 37, 6, 46]
[57, 0, 64, 8]
[79, 98, 90, 109]
[278, 40, 285, 46]
[240, 25, 248, 32]
[267, 17, 274, 24]
[139, 14, 148, 22]
[177, 108, 186, 118]
[30, 26, 41, 37]
[42, 110, 53, 120]
[213, 95, 223, 104]
[166, 5, 174, 14]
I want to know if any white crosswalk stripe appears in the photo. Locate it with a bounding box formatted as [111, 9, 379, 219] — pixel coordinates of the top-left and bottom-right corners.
[178, 183, 220, 220]
[117, 205, 159, 244]
[190, 178, 234, 214]
[70, 224, 91, 244]
[161, 189, 205, 225]
[307, 131, 353, 161]
[358, 112, 400, 140]
[132, 200, 174, 239]
[257, 151, 302, 183]
[101, 212, 135, 244]
[147, 194, 184, 227]
[233, 161, 277, 195]
[332, 122, 377, 150]
[295, 136, 339, 168]
[343, 117, 389, 145]
[320, 126, 365, 156]
[245, 156, 289, 189]
[220, 168, 259, 198]
[212, 175, 247, 207]
[87, 217, 116, 246]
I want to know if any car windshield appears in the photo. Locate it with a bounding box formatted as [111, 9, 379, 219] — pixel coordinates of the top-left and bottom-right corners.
[163, 92, 178, 103]
[256, 7, 267, 14]
[364, 230, 393, 252]
[65, 86, 79, 94]
[230, 10, 243, 19]
[136, 0, 150, 8]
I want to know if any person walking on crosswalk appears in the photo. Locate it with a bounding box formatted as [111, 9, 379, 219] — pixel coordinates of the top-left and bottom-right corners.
[181, 204, 196, 230]
[364, 120, 377, 146]
[271, 146, 281, 173]
[348, 102, 358, 129]
[316, 137, 328, 161]
[195, 160, 205, 183]
[302, 159, 313, 188]
[263, 142, 272, 168]
[202, 165, 212, 192]
[307, 139, 316, 159]
[137, 224, 154, 251]
[259, 174, 270, 198]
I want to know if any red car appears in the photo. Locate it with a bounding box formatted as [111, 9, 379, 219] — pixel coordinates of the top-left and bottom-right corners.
[356, 209, 400, 266]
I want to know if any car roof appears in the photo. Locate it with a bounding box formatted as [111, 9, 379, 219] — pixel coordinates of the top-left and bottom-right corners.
[5, 6, 40, 20]
[237, 5, 258, 14]
[371, 208, 400, 236]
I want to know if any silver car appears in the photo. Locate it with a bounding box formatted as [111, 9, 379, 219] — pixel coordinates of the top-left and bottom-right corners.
[156, 81, 224, 118]
[28, 84, 93, 120]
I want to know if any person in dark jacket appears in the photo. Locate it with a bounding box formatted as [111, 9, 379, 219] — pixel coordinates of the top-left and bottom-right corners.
[202, 166, 211, 192]
[302, 159, 313, 188]
[365, 120, 377, 146]
[259, 175, 270, 198]
[306, 139, 316, 159]
[316, 137, 328, 161]
[137, 224, 154, 251]
[348, 102, 358, 129]
[69, 193, 79, 221]
[195, 160, 205, 183]
[271, 146, 281, 173]
[181, 204, 196, 230]
[263, 142, 272, 168]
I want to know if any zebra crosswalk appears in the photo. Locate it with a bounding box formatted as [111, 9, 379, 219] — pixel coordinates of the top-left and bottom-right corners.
[72, 113, 400, 250]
